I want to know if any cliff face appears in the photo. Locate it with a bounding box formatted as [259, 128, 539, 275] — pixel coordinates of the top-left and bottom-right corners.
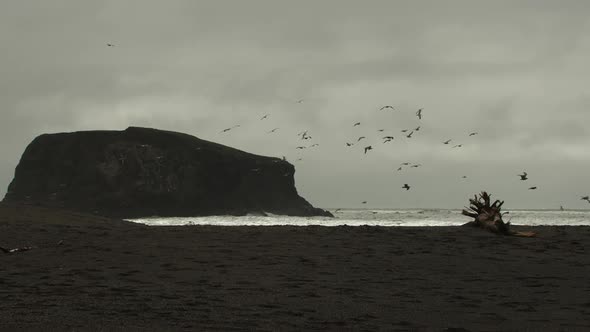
[3, 127, 333, 218]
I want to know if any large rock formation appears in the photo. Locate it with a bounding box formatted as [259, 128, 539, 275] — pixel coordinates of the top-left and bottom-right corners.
[3, 127, 333, 218]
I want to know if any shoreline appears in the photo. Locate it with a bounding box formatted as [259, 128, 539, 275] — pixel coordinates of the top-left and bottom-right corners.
[2, 204, 589, 331]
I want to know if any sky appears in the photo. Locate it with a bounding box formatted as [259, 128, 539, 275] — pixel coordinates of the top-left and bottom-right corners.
[1, 1, 589, 210]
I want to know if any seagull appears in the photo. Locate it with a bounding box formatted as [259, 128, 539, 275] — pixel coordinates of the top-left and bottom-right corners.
[377, 129, 385, 132]
[402, 184, 411, 190]
[296, 99, 304, 104]
[397, 167, 402, 171]
[380, 105, 395, 111]
[452, 144, 462, 148]
[107, 43, 115, 47]
[364, 146, 373, 154]
[334, 208, 342, 213]
[406, 131, 414, 138]
[260, 114, 269, 120]
[416, 108, 423, 119]
[401, 129, 409, 133]
[383, 136, 394, 143]
[353, 122, 361, 127]
[296, 158, 303, 161]
[581, 195, 589, 201]
[362, 201, 367, 204]
[469, 132, 478, 136]
[267, 128, 279, 133]
[400, 162, 410, 166]
[528, 186, 537, 190]
[518, 172, 528, 181]
[296, 146, 306, 149]
[462, 175, 467, 179]
[410, 164, 422, 168]
[443, 139, 452, 144]
[221, 125, 240, 133]
[414, 126, 420, 131]
[357, 136, 366, 142]
[346, 142, 354, 147]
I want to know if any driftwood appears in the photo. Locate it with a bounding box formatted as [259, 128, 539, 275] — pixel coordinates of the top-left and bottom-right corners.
[462, 191, 536, 237]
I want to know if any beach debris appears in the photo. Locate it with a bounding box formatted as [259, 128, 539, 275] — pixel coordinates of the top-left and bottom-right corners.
[461, 191, 536, 237]
[1, 245, 33, 254]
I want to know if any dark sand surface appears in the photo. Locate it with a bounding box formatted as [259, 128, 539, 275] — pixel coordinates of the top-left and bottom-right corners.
[1, 203, 589, 331]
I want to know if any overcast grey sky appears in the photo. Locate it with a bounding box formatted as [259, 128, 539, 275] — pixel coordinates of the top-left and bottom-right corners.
[1, 1, 589, 210]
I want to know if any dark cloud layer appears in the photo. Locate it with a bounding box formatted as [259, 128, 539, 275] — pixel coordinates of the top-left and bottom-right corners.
[1, 1, 589, 209]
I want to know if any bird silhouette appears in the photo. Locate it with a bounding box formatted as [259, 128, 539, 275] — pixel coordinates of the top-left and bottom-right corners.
[416, 108, 423, 119]
[346, 142, 354, 147]
[296, 99, 304, 103]
[260, 114, 269, 120]
[443, 139, 452, 144]
[401, 129, 409, 133]
[377, 129, 385, 132]
[362, 201, 367, 204]
[402, 184, 411, 190]
[296, 146, 306, 149]
[452, 144, 462, 148]
[528, 186, 537, 190]
[221, 125, 240, 133]
[364, 146, 373, 154]
[469, 132, 478, 136]
[518, 172, 528, 180]
[107, 43, 115, 47]
[382, 136, 394, 143]
[462, 175, 467, 179]
[397, 167, 402, 171]
[380, 105, 395, 111]
[414, 126, 420, 131]
[581, 196, 589, 201]
[357, 136, 366, 142]
[406, 131, 414, 138]
[353, 122, 361, 127]
[400, 162, 410, 165]
[267, 128, 279, 133]
[410, 164, 421, 168]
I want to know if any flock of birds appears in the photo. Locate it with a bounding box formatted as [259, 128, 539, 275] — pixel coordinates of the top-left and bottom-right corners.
[104, 42, 589, 209]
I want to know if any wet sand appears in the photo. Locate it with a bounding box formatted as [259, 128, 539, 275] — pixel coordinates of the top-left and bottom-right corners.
[1, 203, 589, 331]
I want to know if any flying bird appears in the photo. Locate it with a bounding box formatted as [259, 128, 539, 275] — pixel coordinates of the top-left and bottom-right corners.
[353, 122, 361, 127]
[383, 136, 394, 143]
[296, 99, 304, 104]
[377, 129, 385, 132]
[364, 146, 373, 154]
[410, 164, 422, 168]
[462, 176, 467, 179]
[362, 201, 367, 204]
[267, 128, 279, 133]
[346, 142, 354, 147]
[518, 172, 528, 181]
[452, 144, 462, 148]
[402, 184, 411, 190]
[221, 125, 240, 133]
[401, 129, 409, 133]
[469, 132, 478, 136]
[400, 162, 410, 165]
[106, 43, 115, 47]
[406, 131, 414, 138]
[260, 114, 269, 120]
[397, 167, 402, 171]
[528, 186, 537, 190]
[581, 195, 589, 201]
[416, 108, 423, 119]
[296, 146, 306, 149]
[414, 126, 420, 131]
[443, 139, 452, 144]
[380, 105, 395, 111]
[357, 136, 366, 142]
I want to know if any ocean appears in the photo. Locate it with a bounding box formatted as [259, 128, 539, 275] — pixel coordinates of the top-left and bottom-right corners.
[129, 209, 590, 227]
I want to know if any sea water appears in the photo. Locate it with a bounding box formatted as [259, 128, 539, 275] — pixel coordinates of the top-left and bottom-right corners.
[129, 209, 590, 227]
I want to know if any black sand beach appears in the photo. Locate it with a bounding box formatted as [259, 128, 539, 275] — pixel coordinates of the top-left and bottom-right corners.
[1, 203, 589, 331]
